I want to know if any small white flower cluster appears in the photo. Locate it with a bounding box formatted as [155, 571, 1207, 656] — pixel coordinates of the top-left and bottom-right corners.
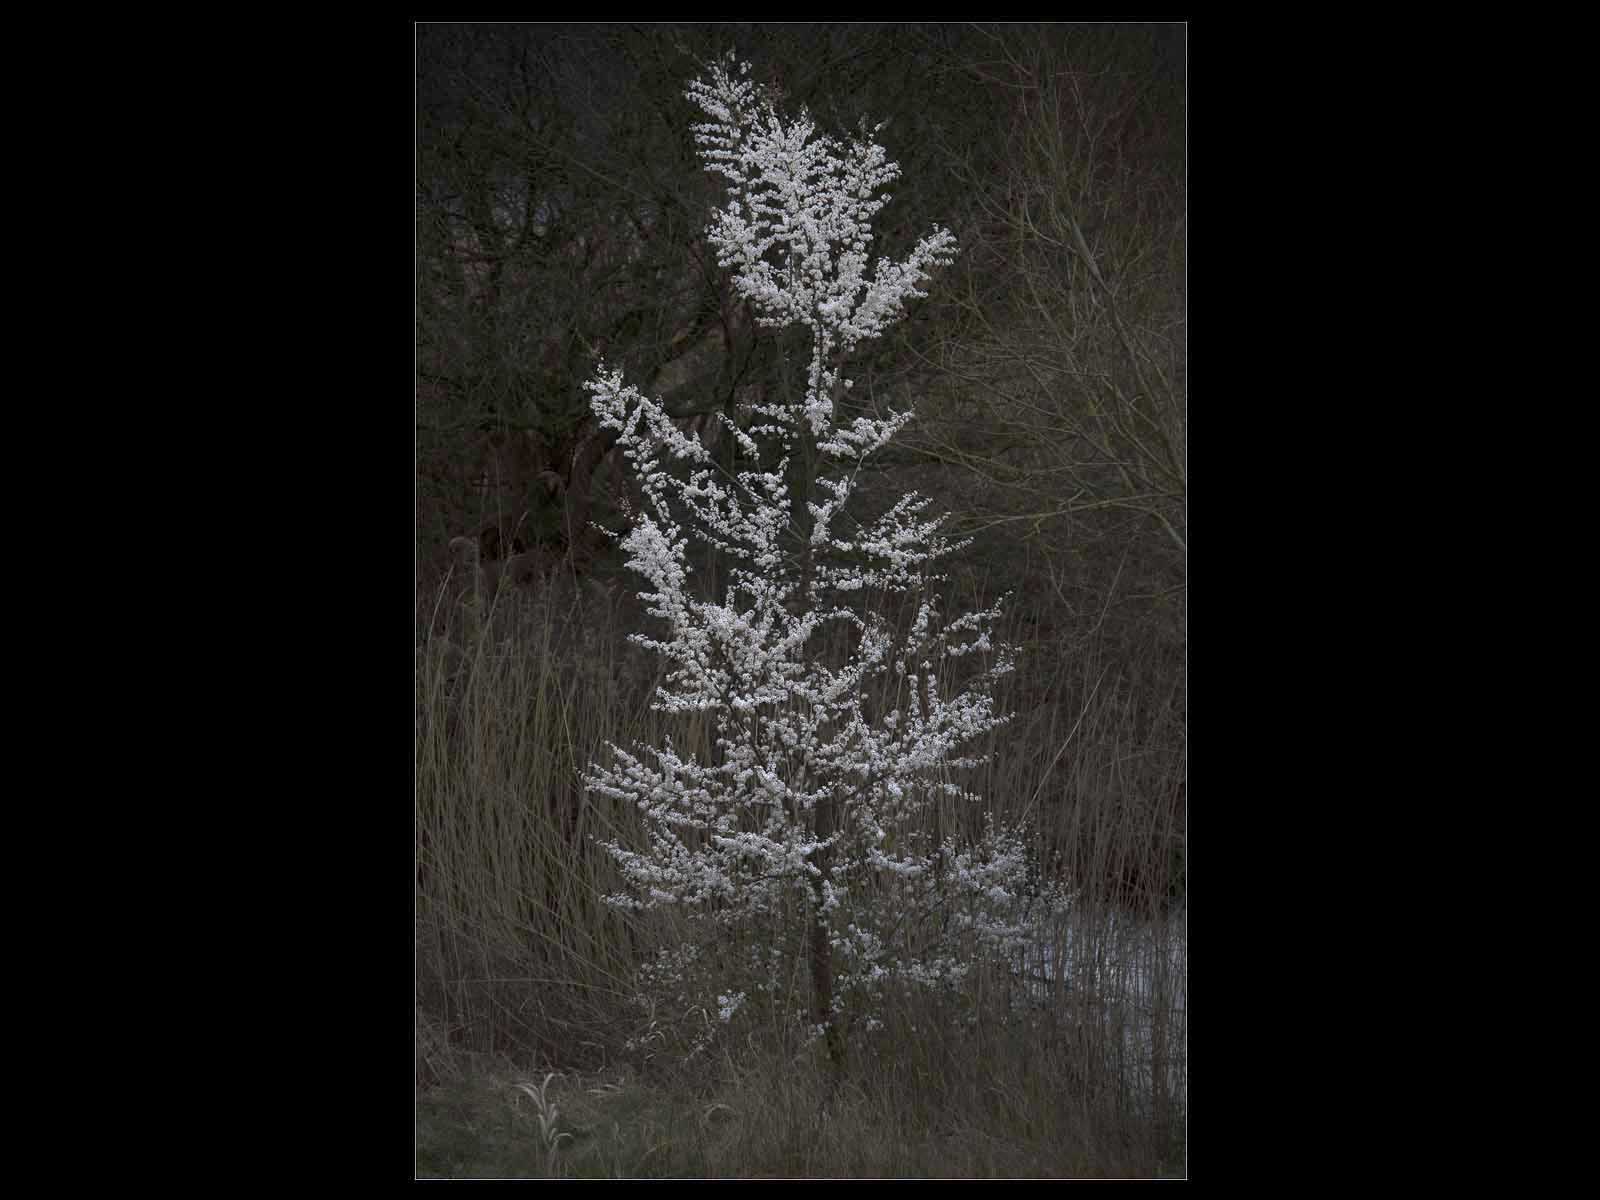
[586, 56, 1056, 1052]
[830, 818, 1072, 1008]
[685, 55, 956, 438]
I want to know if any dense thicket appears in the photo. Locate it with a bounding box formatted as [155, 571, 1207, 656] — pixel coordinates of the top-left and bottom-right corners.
[417, 24, 1183, 615]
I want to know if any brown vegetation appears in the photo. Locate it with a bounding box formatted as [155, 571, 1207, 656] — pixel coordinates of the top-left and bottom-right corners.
[416, 22, 1185, 1177]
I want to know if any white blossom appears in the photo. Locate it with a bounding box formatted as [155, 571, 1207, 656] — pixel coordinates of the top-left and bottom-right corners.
[584, 55, 1065, 1057]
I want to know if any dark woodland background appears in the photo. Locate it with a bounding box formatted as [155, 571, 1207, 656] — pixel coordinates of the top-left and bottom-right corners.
[417, 22, 1184, 635]
[415, 23, 1186, 1178]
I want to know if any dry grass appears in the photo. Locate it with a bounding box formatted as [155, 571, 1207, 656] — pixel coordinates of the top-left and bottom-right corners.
[415, 562, 1185, 1177]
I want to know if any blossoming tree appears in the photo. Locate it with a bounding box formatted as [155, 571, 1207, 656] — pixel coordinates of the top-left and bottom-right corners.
[584, 55, 1057, 1066]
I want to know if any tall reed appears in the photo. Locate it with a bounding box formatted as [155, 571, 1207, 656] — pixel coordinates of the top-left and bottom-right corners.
[415, 560, 1184, 1172]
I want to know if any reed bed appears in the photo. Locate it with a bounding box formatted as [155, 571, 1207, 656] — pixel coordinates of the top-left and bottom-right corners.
[415, 560, 1185, 1177]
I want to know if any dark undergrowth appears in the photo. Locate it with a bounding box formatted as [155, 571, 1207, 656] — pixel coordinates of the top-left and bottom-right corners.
[415, 568, 1185, 1178]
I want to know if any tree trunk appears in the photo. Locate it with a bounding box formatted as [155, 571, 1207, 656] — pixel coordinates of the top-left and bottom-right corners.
[809, 788, 844, 1071]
